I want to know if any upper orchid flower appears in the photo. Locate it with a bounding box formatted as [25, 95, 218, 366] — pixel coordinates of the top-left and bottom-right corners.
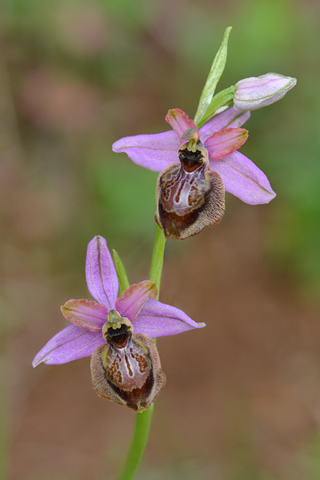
[33, 235, 204, 411]
[113, 107, 275, 239]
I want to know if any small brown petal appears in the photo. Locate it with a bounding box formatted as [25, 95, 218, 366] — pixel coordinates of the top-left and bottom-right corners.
[90, 333, 166, 412]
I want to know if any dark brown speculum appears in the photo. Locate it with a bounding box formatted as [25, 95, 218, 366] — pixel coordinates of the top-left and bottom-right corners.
[155, 139, 225, 240]
[91, 312, 166, 412]
[178, 147, 204, 172]
[106, 323, 131, 348]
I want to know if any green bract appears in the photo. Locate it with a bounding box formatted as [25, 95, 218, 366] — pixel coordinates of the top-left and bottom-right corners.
[112, 248, 130, 295]
[194, 27, 232, 128]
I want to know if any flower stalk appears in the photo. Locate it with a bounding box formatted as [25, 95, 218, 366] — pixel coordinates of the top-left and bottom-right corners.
[118, 404, 154, 480]
[118, 225, 167, 480]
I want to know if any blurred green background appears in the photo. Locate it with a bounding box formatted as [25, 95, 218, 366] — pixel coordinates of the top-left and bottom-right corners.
[1, 0, 320, 479]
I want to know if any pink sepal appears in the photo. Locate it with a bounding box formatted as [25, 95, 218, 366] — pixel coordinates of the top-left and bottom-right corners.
[85, 236, 119, 310]
[32, 325, 104, 366]
[134, 299, 206, 338]
[210, 151, 276, 205]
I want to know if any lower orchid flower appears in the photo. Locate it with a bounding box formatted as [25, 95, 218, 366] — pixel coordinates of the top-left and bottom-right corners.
[33, 235, 204, 411]
[113, 107, 276, 239]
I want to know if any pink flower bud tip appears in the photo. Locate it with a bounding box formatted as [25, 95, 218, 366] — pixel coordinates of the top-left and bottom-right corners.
[234, 73, 297, 111]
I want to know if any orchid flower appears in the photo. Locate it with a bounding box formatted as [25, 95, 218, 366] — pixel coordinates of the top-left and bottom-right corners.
[113, 107, 275, 239]
[33, 236, 204, 411]
[113, 106, 276, 206]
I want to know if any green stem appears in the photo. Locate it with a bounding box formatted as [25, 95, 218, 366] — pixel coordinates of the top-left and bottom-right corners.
[118, 405, 154, 480]
[118, 225, 166, 480]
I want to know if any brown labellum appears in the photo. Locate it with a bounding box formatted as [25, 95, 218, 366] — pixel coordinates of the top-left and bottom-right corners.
[91, 325, 166, 412]
[155, 141, 225, 239]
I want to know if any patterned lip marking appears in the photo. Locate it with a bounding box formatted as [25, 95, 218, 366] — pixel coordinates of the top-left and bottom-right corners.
[159, 165, 207, 215]
[91, 333, 166, 412]
[156, 143, 225, 240]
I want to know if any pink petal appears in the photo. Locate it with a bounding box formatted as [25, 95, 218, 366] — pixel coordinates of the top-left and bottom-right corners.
[112, 130, 179, 172]
[85, 236, 118, 310]
[115, 281, 157, 322]
[165, 109, 197, 144]
[61, 299, 108, 331]
[210, 151, 276, 205]
[133, 299, 205, 338]
[205, 128, 248, 160]
[32, 325, 104, 366]
[199, 107, 250, 142]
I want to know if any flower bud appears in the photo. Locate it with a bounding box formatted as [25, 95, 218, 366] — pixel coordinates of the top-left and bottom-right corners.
[233, 73, 297, 111]
[155, 134, 225, 240]
[91, 313, 166, 412]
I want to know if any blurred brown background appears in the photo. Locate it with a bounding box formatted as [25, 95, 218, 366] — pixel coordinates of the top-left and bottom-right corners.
[1, 0, 320, 479]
